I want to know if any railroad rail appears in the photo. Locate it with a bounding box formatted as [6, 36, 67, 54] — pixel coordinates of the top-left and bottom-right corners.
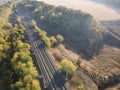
[24, 22, 66, 90]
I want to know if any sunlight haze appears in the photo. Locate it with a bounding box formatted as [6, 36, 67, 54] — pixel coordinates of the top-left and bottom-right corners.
[37, 0, 120, 21]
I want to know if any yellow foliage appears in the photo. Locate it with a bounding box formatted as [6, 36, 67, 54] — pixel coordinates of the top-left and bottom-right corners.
[32, 80, 41, 90]
[23, 75, 33, 83]
[0, 45, 3, 51]
[77, 84, 85, 90]
[14, 80, 23, 87]
[31, 19, 36, 26]
[0, 38, 6, 44]
[56, 34, 64, 43]
[16, 16, 21, 23]
[60, 59, 77, 75]
[0, 2, 13, 29]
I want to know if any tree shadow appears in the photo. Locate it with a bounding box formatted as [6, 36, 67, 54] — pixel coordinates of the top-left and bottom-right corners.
[33, 32, 40, 41]
[98, 73, 120, 90]
[101, 20, 120, 49]
[103, 32, 120, 49]
[39, 70, 66, 90]
[54, 70, 66, 87]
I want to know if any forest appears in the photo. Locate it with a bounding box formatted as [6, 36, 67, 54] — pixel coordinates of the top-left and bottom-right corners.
[0, 1, 41, 90]
[19, 1, 105, 58]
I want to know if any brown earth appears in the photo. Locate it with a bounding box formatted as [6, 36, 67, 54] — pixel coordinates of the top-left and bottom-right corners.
[47, 23, 120, 90]
[47, 44, 98, 90]
[81, 45, 120, 90]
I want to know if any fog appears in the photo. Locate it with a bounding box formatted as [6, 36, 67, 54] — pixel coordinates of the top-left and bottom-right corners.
[36, 0, 120, 21]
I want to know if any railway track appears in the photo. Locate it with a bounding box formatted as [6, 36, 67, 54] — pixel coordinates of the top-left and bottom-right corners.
[25, 28, 51, 89]
[25, 22, 66, 90]
[34, 31, 66, 90]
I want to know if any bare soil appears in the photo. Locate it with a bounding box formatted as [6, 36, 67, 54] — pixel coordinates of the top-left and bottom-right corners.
[47, 28, 120, 90]
[81, 45, 120, 89]
[47, 44, 98, 90]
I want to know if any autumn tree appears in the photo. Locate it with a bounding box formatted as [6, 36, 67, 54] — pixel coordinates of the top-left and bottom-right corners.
[60, 59, 77, 80]
[11, 35, 41, 90]
[2, 23, 13, 30]
[16, 16, 22, 24]
[50, 36, 57, 47]
[31, 19, 37, 27]
[42, 36, 51, 47]
[0, 1, 41, 90]
[56, 34, 64, 44]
